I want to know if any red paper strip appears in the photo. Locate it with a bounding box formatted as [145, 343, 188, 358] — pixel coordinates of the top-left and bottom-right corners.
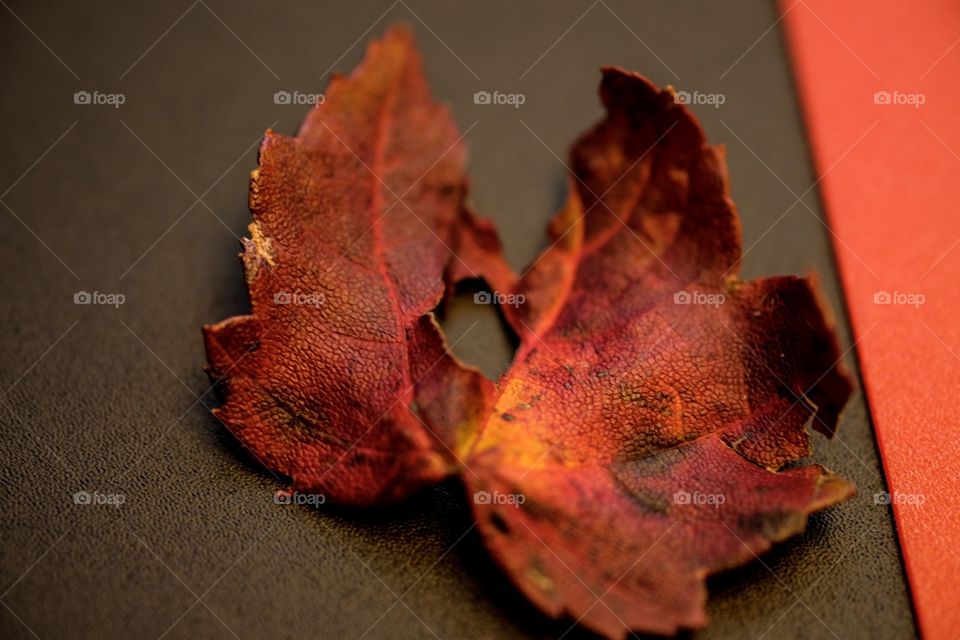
[782, 1, 960, 637]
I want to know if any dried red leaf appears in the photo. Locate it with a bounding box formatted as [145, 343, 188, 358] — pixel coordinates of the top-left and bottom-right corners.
[204, 27, 855, 638]
[203, 28, 505, 504]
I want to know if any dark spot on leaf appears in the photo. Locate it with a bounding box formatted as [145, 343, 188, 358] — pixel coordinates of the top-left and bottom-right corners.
[490, 512, 510, 534]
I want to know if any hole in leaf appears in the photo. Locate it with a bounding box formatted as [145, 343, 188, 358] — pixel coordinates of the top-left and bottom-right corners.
[439, 278, 517, 380]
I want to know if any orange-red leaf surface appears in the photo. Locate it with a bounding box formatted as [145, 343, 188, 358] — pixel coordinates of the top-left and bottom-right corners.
[204, 27, 855, 638]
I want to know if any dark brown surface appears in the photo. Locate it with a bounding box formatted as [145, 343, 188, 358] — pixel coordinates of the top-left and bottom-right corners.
[0, 1, 916, 638]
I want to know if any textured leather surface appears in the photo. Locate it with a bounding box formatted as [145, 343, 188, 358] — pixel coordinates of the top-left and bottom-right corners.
[0, 1, 916, 638]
